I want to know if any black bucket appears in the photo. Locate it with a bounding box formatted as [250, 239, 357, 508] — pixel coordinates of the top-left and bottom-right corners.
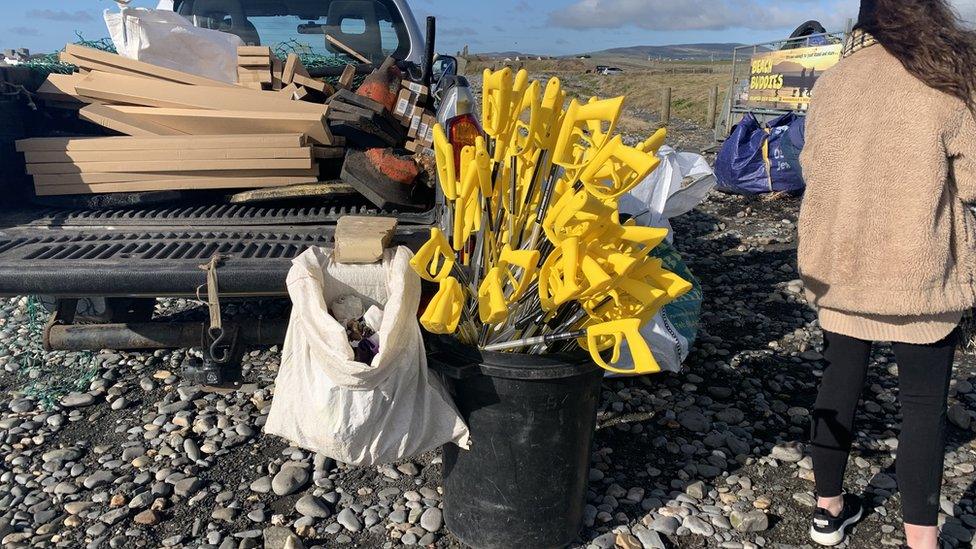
[427, 337, 603, 549]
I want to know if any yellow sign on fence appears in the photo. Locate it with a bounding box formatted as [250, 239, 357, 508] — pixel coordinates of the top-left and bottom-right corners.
[743, 44, 843, 110]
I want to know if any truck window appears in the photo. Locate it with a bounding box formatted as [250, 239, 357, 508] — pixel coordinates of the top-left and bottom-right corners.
[176, 0, 409, 63]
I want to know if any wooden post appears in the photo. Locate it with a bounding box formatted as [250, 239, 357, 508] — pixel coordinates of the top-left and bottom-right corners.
[661, 87, 672, 125]
[707, 86, 719, 128]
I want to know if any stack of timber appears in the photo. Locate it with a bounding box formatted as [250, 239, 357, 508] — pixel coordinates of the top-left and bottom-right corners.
[22, 44, 348, 196]
[17, 134, 319, 196]
[24, 44, 435, 207]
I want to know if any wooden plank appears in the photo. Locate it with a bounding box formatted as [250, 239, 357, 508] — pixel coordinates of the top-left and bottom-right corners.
[238, 55, 271, 67]
[237, 46, 272, 57]
[65, 44, 236, 88]
[278, 83, 299, 97]
[292, 74, 332, 95]
[229, 181, 355, 204]
[60, 52, 180, 84]
[105, 105, 333, 145]
[326, 35, 371, 64]
[312, 146, 346, 160]
[339, 64, 356, 89]
[238, 70, 272, 84]
[271, 55, 284, 90]
[281, 53, 309, 85]
[79, 104, 187, 136]
[25, 147, 313, 164]
[35, 176, 320, 196]
[27, 157, 315, 175]
[16, 134, 307, 152]
[73, 71, 328, 115]
[32, 169, 319, 185]
[36, 73, 87, 102]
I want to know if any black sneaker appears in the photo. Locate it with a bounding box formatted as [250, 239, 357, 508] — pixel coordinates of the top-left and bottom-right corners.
[809, 494, 864, 546]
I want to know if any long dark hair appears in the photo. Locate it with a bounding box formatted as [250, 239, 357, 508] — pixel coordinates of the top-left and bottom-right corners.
[858, 0, 976, 113]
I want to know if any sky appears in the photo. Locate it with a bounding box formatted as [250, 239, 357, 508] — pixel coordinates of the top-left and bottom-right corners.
[5, 0, 976, 56]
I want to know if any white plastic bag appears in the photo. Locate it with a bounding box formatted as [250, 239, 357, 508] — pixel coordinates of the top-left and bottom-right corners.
[610, 146, 712, 374]
[619, 145, 716, 243]
[265, 247, 470, 466]
[104, 7, 242, 83]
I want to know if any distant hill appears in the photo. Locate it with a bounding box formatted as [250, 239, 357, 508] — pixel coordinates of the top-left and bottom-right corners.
[474, 51, 552, 59]
[585, 43, 744, 61]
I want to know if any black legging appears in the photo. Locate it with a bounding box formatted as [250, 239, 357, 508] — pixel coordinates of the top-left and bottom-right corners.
[809, 329, 958, 526]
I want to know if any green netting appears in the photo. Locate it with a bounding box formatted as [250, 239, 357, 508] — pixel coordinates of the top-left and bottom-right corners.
[20, 34, 116, 78]
[14, 296, 99, 410]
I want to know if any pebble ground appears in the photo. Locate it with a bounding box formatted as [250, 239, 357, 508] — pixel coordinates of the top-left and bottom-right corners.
[1, 108, 975, 548]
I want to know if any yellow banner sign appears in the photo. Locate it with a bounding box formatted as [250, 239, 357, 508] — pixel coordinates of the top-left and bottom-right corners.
[742, 44, 843, 110]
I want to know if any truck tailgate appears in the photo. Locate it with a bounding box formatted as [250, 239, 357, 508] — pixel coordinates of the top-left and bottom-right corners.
[0, 203, 434, 297]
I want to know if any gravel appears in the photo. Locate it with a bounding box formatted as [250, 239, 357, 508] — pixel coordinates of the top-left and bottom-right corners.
[0, 113, 974, 549]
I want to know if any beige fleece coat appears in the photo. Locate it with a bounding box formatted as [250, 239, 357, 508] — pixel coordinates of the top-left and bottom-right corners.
[798, 44, 976, 316]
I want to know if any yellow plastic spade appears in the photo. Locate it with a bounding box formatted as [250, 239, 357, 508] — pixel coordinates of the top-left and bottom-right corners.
[579, 135, 661, 200]
[420, 277, 464, 335]
[410, 227, 455, 283]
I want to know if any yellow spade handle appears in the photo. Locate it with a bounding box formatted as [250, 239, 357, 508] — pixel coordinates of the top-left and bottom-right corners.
[585, 319, 661, 375]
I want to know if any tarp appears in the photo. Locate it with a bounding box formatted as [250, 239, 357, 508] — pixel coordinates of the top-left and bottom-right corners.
[715, 112, 806, 195]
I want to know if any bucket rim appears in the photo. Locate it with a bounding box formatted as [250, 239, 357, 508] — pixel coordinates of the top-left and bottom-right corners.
[425, 333, 599, 380]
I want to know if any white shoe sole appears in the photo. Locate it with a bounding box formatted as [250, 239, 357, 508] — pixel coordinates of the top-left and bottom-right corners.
[809, 507, 863, 546]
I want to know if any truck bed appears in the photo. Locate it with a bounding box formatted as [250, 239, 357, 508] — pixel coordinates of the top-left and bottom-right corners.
[0, 201, 434, 297]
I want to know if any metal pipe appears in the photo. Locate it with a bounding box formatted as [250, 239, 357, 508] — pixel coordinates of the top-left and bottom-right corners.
[45, 320, 288, 352]
[422, 16, 437, 89]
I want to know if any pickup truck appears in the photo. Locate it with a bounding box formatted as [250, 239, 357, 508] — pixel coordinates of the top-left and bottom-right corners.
[0, 0, 456, 363]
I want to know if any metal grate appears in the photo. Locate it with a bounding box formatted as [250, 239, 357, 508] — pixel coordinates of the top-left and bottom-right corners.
[0, 230, 331, 263]
[11, 202, 436, 228]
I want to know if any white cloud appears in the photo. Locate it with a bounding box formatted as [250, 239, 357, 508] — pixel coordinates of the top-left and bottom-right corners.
[548, 0, 858, 32]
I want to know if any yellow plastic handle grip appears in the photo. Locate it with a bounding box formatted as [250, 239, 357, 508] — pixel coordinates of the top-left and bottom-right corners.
[477, 267, 509, 324]
[580, 135, 661, 200]
[638, 127, 667, 155]
[542, 188, 615, 245]
[473, 136, 492, 196]
[584, 319, 661, 375]
[482, 68, 514, 138]
[410, 228, 455, 282]
[552, 96, 625, 173]
[499, 245, 540, 301]
[433, 124, 458, 201]
[453, 166, 483, 252]
[420, 277, 464, 335]
[508, 80, 542, 158]
[538, 77, 566, 150]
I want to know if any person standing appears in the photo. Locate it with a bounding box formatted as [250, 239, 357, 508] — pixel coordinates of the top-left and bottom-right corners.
[798, 0, 976, 547]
